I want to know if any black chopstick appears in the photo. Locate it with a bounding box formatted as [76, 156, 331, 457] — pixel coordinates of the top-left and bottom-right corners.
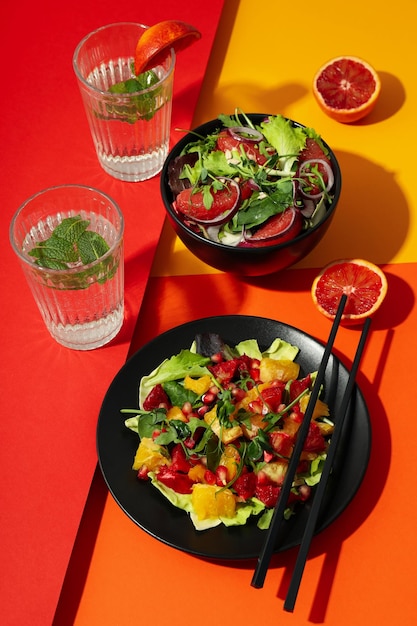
[283, 316, 372, 611]
[251, 294, 348, 589]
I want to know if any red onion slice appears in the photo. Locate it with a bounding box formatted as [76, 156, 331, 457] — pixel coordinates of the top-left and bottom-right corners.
[299, 158, 334, 199]
[228, 126, 264, 143]
[190, 178, 241, 226]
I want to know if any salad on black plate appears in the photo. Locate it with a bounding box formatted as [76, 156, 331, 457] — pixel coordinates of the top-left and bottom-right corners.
[123, 332, 334, 531]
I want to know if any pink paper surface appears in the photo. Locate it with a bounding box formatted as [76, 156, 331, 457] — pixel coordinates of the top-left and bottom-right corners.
[0, 1, 224, 624]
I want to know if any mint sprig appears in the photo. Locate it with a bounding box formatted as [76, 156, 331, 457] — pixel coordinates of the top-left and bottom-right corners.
[28, 215, 119, 290]
[107, 68, 162, 123]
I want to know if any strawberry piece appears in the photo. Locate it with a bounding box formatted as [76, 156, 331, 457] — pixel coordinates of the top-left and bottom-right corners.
[269, 431, 294, 457]
[208, 359, 239, 384]
[255, 483, 280, 508]
[303, 421, 326, 453]
[233, 472, 257, 500]
[260, 382, 286, 412]
[156, 466, 193, 494]
[170, 443, 192, 473]
[143, 384, 170, 410]
[289, 374, 311, 402]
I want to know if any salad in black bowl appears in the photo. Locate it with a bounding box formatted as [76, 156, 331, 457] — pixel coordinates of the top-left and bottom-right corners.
[160, 111, 342, 276]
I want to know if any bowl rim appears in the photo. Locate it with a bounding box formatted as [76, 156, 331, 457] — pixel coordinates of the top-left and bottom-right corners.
[160, 113, 342, 254]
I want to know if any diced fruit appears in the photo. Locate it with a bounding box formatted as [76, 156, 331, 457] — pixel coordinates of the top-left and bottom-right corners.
[259, 460, 288, 485]
[303, 421, 327, 453]
[132, 437, 169, 472]
[255, 483, 280, 508]
[188, 463, 206, 483]
[233, 472, 257, 500]
[191, 484, 237, 520]
[204, 405, 243, 444]
[259, 358, 300, 383]
[170, 443, 192, 473]
[183, 374, 212, 395]
[156, 466, 193, 494]
[269, 431, 294, 457]
[299, 394, 330, 419]
[166, 406, 187, 422]
[219, 445, 241, 481]
[143, 383, 170, 410]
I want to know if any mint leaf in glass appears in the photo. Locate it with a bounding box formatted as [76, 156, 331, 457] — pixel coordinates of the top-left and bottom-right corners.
[78, 230, 110, 265]
[52, 215, 90, 243]
[108, 69, 162, 122]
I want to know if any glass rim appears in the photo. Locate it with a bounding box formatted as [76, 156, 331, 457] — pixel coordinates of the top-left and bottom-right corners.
[9, 184, 124, 273]
[72, 21, 176, 96]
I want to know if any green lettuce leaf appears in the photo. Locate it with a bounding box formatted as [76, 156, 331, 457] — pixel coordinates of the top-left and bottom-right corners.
[260, 115, 306, 174]
[139, 350, 211, 409]
[149, 473, 266, 531]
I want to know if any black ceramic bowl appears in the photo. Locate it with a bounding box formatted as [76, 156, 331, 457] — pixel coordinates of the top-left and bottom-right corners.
[160, 114, 342, 276]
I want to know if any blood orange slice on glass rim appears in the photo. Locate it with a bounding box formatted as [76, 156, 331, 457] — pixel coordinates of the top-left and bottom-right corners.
[311, 259, 388, 325]
[313, 56, 381, 123]
[134, 20, 201, 75]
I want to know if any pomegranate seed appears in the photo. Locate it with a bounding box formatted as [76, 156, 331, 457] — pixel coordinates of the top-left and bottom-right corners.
[202, 392, 216, 405]
[209, 385, 219, 395]
[231, 387, 246, 401]
[216, 465, 228, 486]
[152, 429, 161, 440]
[210, 352, 223, 363]
[197, 405, 209, 417]
[184, 437, 196, 449]
[182, 401, 193, 415]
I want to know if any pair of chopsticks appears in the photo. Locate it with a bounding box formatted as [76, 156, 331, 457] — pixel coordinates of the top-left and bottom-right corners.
[251, 294, 371, 612]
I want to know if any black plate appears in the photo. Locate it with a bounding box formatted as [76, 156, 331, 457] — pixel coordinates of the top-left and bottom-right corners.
[97, 315, 371, 560]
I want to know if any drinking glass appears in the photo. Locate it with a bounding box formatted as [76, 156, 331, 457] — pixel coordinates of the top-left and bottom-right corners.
[73, 22, 175, 182]
[10, 185, 124, 350]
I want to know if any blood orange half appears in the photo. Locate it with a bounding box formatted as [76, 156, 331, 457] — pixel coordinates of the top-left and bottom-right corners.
[311, 259, 387, 325]
[134, 20, 201, 75]
[313, 56, 381, 123]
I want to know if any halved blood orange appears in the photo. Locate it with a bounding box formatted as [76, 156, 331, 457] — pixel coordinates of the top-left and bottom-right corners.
[134, 20, 201, 75]
[311, 259, 387, 325]
[313, 56, 381, 123]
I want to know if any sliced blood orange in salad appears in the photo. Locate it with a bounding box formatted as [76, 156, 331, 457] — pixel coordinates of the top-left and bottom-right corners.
[311, 259, 388, 324]
[134, 20, 201, 75]
[167, 111, 338, 248]
[313, 56, 381, 123]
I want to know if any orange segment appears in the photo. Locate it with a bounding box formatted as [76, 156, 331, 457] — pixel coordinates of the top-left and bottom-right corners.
[313, 56, 381, 123]
[311, 259, 388, 325]
[134, 20, 201, 75]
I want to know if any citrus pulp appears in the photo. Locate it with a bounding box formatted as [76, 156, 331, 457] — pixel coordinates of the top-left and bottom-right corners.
[311, 258, 387, 324]
[313, 56, 381, 123]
